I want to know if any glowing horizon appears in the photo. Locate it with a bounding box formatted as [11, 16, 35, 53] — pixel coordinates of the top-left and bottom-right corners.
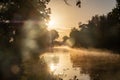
[47, 0, 116, 40]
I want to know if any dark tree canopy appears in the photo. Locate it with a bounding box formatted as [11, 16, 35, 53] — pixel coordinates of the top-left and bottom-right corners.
[49, 29, 59, 43]
[0, 0, 52, 80]
[69, 0, 120, 52]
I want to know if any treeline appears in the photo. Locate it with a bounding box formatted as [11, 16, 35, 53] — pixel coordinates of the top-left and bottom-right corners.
[69, 0, 120, 52]
[0, 0, 59, 80]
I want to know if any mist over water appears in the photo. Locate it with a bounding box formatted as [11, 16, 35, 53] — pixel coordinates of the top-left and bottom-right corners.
[40, 46, 120, 80]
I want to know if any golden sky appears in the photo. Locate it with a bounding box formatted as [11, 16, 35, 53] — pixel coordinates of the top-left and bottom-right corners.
[47, 0, 116, 40]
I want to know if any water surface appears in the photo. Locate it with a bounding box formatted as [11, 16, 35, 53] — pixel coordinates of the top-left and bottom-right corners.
[40, 46, 120, 80]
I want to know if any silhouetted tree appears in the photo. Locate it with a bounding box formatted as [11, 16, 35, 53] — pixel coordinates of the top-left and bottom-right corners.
[62, 36, 69, 43]
[49, 29, 59, 45]
[69, 0, 120, 52]
[0, 0, 51, 79]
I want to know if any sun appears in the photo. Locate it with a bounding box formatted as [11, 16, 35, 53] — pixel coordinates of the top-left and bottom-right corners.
[47, 20, 56, 30]
[49, 20, 55, 26]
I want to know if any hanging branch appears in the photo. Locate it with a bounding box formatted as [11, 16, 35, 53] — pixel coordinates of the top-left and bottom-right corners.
[64, 0, 81, 8]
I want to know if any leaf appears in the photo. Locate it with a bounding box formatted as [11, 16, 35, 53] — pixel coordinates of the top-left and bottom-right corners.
[76, 0, 81, 8]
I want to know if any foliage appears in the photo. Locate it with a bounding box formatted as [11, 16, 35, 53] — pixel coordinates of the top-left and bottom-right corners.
[62, 36, 69, 43]
[64, 0, 81, 8]
[49, 29, 59, 42]
[0, 0, 54, 80]
[69, 0, 120, 52]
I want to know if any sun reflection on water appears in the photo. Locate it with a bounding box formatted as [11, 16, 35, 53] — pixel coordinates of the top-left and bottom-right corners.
[40, 46, 120, 80]
[40, 51, 90, 80]
[49, 63, 58, 72]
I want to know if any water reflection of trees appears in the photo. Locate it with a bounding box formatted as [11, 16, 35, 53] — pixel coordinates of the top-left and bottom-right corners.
[71, 53, 120, 80]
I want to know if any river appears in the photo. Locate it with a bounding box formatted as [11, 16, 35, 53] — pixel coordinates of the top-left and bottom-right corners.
[40, 46, 120, 80]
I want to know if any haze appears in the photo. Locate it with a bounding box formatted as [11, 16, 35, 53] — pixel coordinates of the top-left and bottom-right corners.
[48, 0, 116, 40]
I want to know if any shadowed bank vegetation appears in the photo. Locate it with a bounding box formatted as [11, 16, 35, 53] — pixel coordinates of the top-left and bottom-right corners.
[0, 0, 59, 80]
[68, 0, 120, 53]
[0, 0, 80, 79]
